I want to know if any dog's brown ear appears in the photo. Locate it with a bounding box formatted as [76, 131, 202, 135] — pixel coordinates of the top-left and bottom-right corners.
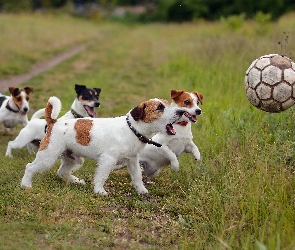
[24, 86, 33, 95]
[193, 92, 203, 105]
[170, 90, 184, 100]
[9, 87, 19, 96]
[130, 103, 146, 121]
[8, 87, 18, 95]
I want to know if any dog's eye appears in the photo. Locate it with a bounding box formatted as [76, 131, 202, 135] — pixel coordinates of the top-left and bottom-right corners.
[184, 100, 190, 105]
[197, 101, 199, 105]
[17, 97, 21, 101]
[157, 103, 165, 110]
[26, 97, 29, 101]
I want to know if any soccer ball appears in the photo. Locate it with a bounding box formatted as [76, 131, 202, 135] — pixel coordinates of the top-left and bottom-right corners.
[244, 54, 295, 113]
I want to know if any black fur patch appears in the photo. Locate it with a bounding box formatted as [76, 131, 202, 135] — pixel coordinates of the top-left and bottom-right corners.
[0, 96, 7, 108]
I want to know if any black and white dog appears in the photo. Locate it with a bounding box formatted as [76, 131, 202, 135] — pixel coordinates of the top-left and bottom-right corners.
[6, 84, 101, 157]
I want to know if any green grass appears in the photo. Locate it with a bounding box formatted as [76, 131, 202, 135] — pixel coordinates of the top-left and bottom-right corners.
[1, 12, 295, 249]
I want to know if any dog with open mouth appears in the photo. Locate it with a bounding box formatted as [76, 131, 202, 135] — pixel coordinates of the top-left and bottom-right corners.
[21, 96, 184, 195]
[5, 84, 100, 157]
[0, 86, 34, 132]
[139, 89, 203, 179]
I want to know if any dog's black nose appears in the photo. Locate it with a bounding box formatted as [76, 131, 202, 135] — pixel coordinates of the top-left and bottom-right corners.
[177, 110, 185, 116]
[23, 107, 28, 112]
[94, 102, 100, 108]
[196, 109, 202, 115]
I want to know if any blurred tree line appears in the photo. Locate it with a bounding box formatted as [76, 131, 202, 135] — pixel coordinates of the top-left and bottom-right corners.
[0, 0, 294, 21]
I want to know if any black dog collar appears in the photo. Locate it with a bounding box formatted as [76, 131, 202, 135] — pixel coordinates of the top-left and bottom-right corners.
[6, 101, 19, 113]
[71, 109, 85, 118]
[126, 115, 162, 147]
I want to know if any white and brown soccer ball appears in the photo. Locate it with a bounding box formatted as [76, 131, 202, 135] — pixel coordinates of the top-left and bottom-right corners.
[244, 54, 295, 113]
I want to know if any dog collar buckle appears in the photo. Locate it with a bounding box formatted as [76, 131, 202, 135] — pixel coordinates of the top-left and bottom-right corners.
[126, 115, 162, 147]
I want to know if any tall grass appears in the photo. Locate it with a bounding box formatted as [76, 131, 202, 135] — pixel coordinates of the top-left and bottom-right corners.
[0, 12, 295, 249]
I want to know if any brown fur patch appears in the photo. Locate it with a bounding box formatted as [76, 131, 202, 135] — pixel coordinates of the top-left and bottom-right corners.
[12, 94, 23, 109]
[74, 119, 93, 146]
[171, 89, 203, 107]
[39, 104, 55, 151]
[171, 91, 194, 108]
[193, 92, 203, 104]
[141, 100, 165, 123]
[39, 124, 53, 151]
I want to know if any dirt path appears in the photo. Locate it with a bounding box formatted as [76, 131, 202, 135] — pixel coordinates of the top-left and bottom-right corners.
[0, 42, 91, 93]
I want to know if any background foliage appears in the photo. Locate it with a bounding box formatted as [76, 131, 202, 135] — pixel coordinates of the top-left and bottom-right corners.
[0, 0, 295, 21]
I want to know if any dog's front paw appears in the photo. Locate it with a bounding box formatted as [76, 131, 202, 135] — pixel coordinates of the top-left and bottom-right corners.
[194, 151, 201, 161]
[171, 160, 180, 172]
[72, 177, 86, 185]
[5, 152, 13, 158]
[137, 186, 148, 195]
[21, 179, 32, 189]
[94, 187, 108, 196]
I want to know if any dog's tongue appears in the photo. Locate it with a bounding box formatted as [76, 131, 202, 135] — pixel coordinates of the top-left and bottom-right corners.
[20, 111, 27, 116]
[84, 105, 97, 118]
[166, 124, 176, 135]
[184, 112, 197, 123]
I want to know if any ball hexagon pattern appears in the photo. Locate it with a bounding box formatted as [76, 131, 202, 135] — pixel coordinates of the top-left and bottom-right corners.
[244, 54, 295, 112]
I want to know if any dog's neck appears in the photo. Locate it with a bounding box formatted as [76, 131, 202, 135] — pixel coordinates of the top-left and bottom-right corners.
[71, 99, 88, 117]
[126, 115, 162, 147]
[71, 108, 85, 118]
[6, 100, 19, 113]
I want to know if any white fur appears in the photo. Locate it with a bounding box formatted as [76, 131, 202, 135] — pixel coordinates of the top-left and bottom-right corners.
[139, 91, 202, 178]
[21, 97, 184, 195]
[6, 92, 96, 157]
[48, 96, 62, 119]
[0, 91, 30, 130]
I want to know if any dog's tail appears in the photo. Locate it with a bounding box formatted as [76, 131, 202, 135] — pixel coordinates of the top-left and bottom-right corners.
[31, 108, 46, 119]
[45, 96, 62, 125]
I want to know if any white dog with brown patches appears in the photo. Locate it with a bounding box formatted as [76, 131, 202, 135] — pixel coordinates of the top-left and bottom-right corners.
[139, 89, 203, 178]
[21, 96, 184, 195]
[0, 86, 33, 131]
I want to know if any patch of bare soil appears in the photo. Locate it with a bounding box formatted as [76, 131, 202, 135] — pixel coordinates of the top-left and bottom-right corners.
[0, 43, 91, 93]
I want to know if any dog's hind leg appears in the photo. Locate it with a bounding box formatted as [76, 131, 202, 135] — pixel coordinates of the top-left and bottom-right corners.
[21, 149, 63, 188]
[57, 154, 85, 184]
[6, 136, 34, 157]
[127, 158, 148, 194]
[5, 123, 42, 157]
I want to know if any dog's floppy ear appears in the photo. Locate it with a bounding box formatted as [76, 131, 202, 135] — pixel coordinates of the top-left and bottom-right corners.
[170, 90, 184, 100]
[75, 84, 86, 95]
[130, 103, 146, 121]
[193, 92, 203, 105]
[24, 86, 34, 95]
[9, 87, 19, 96]
[94, 88, 101, 96]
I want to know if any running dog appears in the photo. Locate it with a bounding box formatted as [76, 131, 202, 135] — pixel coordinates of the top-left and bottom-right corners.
[0, 86, 33, 131]
[5, 84, 101, 157]
[21, 96, 184, 195]
[139, 89, 203, 178]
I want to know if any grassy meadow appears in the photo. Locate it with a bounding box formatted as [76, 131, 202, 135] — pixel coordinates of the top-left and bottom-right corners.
[0, 12, 295, 249]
